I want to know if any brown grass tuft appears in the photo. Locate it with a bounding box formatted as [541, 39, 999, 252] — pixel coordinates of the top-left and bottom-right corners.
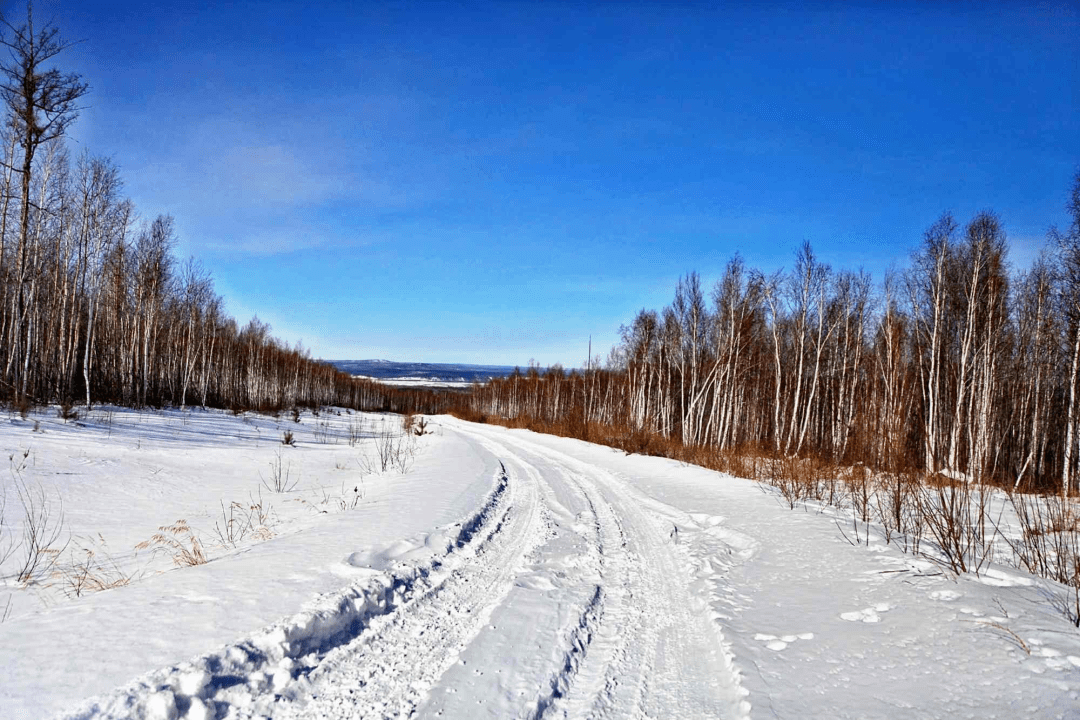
[135, 520, 207, 567]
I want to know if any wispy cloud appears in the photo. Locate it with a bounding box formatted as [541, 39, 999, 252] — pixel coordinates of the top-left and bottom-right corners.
[207, 144, 342, 209]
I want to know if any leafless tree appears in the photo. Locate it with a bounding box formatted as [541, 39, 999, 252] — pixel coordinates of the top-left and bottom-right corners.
[0, 4, 87, 399]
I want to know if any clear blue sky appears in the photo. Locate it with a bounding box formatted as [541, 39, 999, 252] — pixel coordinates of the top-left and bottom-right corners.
[13, 0, 1079, 367]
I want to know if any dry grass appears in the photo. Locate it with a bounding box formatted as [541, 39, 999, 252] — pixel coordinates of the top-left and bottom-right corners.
[296, 480, 365, 515]
[974, 619, 1031, 655]
[135, 520, 207, 567]
[60, 534, 136, 597]
[213, 490, 276, 549]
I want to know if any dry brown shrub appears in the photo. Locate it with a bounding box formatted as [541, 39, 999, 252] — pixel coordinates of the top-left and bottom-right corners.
[915, 475, 996, 576]
[765, 454, 830, 509]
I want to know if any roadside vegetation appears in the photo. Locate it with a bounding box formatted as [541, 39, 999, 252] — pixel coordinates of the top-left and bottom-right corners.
[448, 178, 1080, 501]
[0, 0, 1078, 631]
[396, 172, 1080, 622]
[0, 407, 424, 617]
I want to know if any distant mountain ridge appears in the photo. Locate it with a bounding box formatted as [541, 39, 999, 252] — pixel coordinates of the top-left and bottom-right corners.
[329, 360, 520, 385]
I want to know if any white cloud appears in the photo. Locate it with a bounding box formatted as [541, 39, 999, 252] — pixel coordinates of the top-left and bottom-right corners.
[208, 144, 341, 208]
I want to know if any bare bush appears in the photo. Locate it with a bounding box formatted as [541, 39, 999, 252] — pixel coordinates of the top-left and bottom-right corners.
[10, 464, 68, 585]
[262, 449, 299, 493]
[61, 534, 135, 598]
[135, 520, 206, 567]
[765, 456, 803, 509]
[0, 486, 16, 570]
[847, 464, 874, 523]
[313, 418, 335, 444]
[214, 500, 251, 548]
[58, 400, 79, 421]
[871, 469, 924, 555]
[282, 430, 295, 446]
[372, 426, 416, 474]
[915, 475, 996, 576]
[765, 455, 834, 510]
[999, 492, 1080, 625]
[347, 414, 367, 446]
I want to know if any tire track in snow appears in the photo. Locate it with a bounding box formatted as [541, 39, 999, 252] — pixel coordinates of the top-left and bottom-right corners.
[65, 423, 751, 720]
[261, 454, 547, 719]
[445, 425, 647, 719]
[541, 465, 656, 720]
[59, 464, 524, 720]
[471, 427, 749, 719]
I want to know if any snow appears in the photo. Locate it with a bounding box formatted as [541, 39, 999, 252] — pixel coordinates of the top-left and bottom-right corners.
[349, 374, 475, 389]
[334, 360, 518, 388]
[0, 407, 494, 718]
[1, 410, 1078, 719]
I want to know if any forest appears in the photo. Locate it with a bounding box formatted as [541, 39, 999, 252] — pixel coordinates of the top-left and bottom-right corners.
[448, 189, 1080, 496]
[0, 11, 388, 414]
[3, 9, 1079, 497]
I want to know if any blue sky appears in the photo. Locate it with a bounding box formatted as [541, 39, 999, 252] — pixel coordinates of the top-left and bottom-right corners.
[14, 1, 1079, 366]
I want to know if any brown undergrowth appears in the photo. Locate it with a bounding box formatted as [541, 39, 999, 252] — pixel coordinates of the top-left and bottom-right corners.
[450, 409, 1080, 625]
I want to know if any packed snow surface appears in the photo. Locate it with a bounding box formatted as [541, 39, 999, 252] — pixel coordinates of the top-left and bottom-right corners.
[1, 408, 1078, 719]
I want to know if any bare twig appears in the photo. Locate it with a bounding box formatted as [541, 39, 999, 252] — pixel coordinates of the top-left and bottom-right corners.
[261, 449, 299, 493]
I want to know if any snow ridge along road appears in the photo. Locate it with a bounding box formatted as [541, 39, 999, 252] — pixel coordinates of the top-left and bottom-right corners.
[40, 413, 1080, 719]
[63, 456, 522, 720]
[59, 419, 748, 720]
[269, 423, 746, 719]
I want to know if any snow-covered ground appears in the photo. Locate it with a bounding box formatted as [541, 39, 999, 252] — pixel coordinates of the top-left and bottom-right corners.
[333, 359, 518, 389]
[1, 409, 1078, 719]
[349, 374, 475, 389]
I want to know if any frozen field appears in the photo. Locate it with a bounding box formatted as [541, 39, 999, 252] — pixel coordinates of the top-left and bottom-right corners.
[1, 408, 1078, 719]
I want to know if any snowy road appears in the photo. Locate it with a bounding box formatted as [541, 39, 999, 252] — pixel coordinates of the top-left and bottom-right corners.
[260, 421, 746, 719]
[19, 410, 1078, 720]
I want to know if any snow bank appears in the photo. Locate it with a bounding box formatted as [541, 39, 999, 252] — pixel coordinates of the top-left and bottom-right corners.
[0, 408, 495, 718]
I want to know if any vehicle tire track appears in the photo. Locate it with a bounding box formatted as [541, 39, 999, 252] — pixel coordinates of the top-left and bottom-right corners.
[249, 456, 546, 719]
[467, 427, 747, 719]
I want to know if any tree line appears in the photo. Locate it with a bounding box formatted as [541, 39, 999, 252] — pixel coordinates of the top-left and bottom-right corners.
[6, 7, 1079, 498]
[443, 175, 1080, 495]
[0, 9, 389, 414]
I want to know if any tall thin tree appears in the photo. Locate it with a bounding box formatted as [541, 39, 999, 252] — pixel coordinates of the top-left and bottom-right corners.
[0, 3, 87, 398]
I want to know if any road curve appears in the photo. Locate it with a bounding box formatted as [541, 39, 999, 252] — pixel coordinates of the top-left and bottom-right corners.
[255, 420, 747, 719]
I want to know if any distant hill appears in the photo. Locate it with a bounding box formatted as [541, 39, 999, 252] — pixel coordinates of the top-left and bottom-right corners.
[329, 360, 520, 388]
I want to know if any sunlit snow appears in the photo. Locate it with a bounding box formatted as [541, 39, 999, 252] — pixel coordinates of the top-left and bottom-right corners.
[0, 408, 1077, 719]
